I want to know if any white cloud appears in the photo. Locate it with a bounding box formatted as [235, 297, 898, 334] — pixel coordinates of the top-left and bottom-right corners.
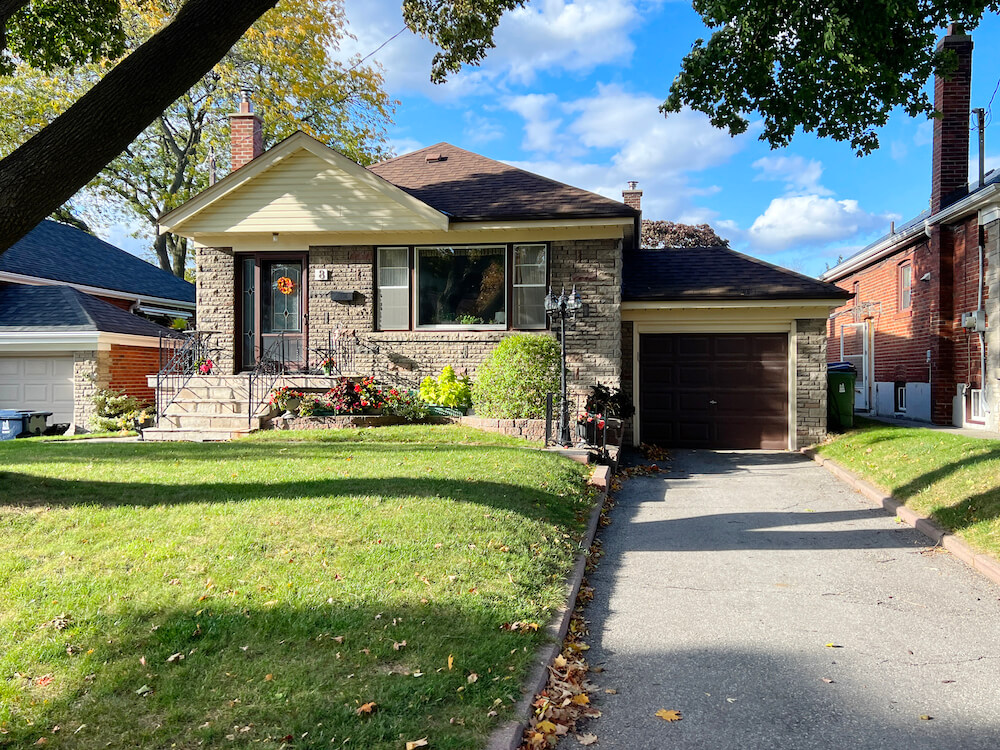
[340, 0, 642, 100]
[463, 111, 505, 145]
[387, 136, 425, 157]
[752, 155, 831, 196]
[503, 94, 564, 152]
[890, 140, 909, 162]
[913, 120, 934, 147]
[748, 195, 897, 252]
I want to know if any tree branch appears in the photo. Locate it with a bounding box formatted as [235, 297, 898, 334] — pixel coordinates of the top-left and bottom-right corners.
[0, 0, 279, 252]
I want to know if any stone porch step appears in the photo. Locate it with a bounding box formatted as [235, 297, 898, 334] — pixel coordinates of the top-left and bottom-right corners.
[141, 427, 252, 442]
[158, 413, 262, 431]
[167, 398, 250, 415]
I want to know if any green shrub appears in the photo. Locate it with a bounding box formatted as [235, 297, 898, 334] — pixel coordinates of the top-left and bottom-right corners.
[90, 388, 151, 432]
[419, 365, 472, 409]
[472, 335, 560, 418]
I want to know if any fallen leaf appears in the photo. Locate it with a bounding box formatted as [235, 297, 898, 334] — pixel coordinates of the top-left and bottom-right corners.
[264, 674, 273, 682]
[655, 709, 682, 722]
[139, 656, 146, 666]
[34, 738, 47, 746]
[166, 652, 184, 663]
[136, 684, 152, 696]
[393, 640, 407, 651]
[356, 702, 376, 715]
[536, 720, 558, 734]
[448, 654, 454, 671]
[824, 643, 843, 649]
[571, 694, 590, 705]
[333, 635, 345, 644]
[577, 734, 598, 746]
[467, 672, 478, 684]
[604, 688, 617, 695]
[405, 739, 429, 750]
[821, 678, 834, 684]
[34, 675, 53, 687]
[919, 715, 933, 721]
[553, 654, 568, 669]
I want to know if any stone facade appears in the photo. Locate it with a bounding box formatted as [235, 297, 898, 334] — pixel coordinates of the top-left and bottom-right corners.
[795, 319, 828, 449]
[200, 238, 623, 396]
[195, 246, 237, 374]
[72, 350, 109, 431]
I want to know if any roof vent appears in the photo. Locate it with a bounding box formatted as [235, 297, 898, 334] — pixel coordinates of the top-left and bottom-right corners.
[425, 153, 447, 163]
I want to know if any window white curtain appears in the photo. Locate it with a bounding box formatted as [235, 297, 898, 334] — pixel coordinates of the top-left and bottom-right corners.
[377, 247, 409, 329]
[513, 244, 546, 328]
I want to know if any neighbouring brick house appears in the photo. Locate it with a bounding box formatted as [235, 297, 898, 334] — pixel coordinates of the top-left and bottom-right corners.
[155, 100, 846, 448]
[822, 26, 1000, 431]
[0, 220, 193, 431]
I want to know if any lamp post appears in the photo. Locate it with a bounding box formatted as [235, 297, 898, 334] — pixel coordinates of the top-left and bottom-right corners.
[545, 286, 583, 446]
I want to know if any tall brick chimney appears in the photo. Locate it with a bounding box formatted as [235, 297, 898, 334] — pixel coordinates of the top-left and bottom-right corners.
[230, 89, 263, 172]
[622, 180, 642, 211]
[931, 25, 973, 213]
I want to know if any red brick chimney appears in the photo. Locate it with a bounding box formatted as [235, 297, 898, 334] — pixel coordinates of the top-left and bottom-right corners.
[622, 180, 642, 211]
[931, 25, 973, 213]
[230, 90, 263, 172]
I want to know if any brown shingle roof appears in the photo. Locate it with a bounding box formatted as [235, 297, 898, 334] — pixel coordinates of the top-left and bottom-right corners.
[369, 142, 638, 221]
[623, 247, 851, 301]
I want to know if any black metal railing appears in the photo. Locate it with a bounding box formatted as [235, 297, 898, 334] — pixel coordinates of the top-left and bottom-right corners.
[247, 334, 288, 428]
[155, 331, 216, 422]
[307, 330, 359, 377]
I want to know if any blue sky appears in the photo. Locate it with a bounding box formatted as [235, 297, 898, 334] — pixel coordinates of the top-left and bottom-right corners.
[333, 0, 1000, 277]
[98, 2, 1000, 278]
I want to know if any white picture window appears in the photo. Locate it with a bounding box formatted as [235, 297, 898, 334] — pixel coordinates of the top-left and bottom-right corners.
[899, 263, 912, 310]
[513, 244, 547, 329]
[971, 389, 985, 421]
[416, 246, 507, 328]
[377, 247, 409, 330]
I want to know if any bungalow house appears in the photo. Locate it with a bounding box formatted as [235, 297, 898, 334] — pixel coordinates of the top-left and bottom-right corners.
[821, 26, 1000, 431]
[0, 220, 194, 431]
[150, 97, 847, 448]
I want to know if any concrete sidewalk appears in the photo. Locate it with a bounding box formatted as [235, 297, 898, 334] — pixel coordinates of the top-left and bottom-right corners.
[582, 450, 1000, 749]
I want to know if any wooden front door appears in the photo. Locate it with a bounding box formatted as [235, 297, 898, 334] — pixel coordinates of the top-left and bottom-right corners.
[237, 253, 308, 371]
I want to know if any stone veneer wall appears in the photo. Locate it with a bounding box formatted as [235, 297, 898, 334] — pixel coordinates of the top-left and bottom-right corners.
[620, 321, 634, 445]
[306, 238, 622, 394]
[196, 246, 237, 374]
[72, 350, 110, 431]
[795, 319, 828, 449]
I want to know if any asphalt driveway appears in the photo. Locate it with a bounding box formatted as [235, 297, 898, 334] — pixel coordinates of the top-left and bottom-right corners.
[582, 450, 1000, 749]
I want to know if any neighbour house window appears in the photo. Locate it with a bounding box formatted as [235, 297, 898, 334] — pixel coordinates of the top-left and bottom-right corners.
[895, 382, 906, 413]
[899, 263, 912, 310]
[375, 244, 549, 331]
[377, 247, 410, 330]
[971, 389, 985, 421]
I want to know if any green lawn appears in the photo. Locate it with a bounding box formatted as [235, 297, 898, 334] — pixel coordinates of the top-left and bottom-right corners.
[0, 425, 592, 749]
[817, 419, 1000, 556]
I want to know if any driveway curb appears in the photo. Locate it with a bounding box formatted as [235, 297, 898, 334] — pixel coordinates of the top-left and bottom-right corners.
[801, 447, 1000, 588]
[486, 466, 609, 750]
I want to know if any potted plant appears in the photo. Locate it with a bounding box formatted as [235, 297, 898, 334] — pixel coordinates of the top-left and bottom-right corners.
[584, 384, 633, 446]
[268, 385, 303, 416]
[195, 356, 214, 375]
[319, 355, 337, 376]
[576, 411, 606, 446]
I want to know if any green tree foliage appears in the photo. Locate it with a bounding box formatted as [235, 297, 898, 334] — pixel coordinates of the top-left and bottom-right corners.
[664, 2, 995, 155]
[471, 335, 560, 419]
[1, 0, 394, 277]
[0, 0, 125, 75]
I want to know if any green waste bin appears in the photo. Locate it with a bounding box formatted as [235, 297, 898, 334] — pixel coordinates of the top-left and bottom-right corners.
[827, 363, 857, 431]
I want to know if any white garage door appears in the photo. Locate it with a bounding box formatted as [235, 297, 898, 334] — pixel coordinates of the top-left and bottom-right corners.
[0, 355, 75, 425]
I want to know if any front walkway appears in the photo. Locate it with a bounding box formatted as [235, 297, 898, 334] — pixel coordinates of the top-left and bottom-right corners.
[583, 451, 1000, 749]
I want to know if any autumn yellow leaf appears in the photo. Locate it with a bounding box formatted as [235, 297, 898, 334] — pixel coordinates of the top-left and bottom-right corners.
[553, 654, 568, 669]
[356, 701, 377, 715]
[570, 694, 590, 705]
[264, 674, 273, 681]
[448, 654, 454, 671]
[536, 720, 558, 734]
[576, 734, 598, 746]
[655, 709, 682, 722]
[405, 738, 429, 750]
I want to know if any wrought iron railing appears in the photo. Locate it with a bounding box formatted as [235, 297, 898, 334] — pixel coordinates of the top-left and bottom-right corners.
[247, 334, 288, 428]
[155, 331, 215, 422]
[308, 330, 359, 377]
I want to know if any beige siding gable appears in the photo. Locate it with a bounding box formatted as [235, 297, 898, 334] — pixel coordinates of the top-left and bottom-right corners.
[180, 150, 444, 234]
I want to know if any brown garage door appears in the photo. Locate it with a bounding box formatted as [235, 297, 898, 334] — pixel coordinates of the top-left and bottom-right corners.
[639, 333, 788, 449]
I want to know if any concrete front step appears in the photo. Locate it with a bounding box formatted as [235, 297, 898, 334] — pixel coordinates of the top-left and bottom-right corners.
[176, 386, 250, 401]
[159, 414, 262, 431]
[167, 398, 250, 416]
[142, 427, 251, 442]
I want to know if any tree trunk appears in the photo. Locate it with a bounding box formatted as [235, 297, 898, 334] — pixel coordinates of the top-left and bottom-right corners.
[0, 0, 278, 253]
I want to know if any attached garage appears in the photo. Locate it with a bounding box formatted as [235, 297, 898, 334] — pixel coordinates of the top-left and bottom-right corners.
[0, 355, 75, 424]
[639, 332, 788, 449]
[622, 247, 850, 450]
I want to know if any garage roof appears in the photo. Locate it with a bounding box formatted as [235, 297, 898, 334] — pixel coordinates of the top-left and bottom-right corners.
[0, 284, 178, 338]
[1, 220, 195, 304]
[623, 246, 851, 301]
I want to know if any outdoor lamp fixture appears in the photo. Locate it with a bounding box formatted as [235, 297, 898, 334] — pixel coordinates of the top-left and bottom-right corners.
[545, 286, 585, 446]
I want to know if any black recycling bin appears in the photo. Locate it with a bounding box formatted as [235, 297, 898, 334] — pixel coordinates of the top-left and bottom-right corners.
[827, 362, 857, 431]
